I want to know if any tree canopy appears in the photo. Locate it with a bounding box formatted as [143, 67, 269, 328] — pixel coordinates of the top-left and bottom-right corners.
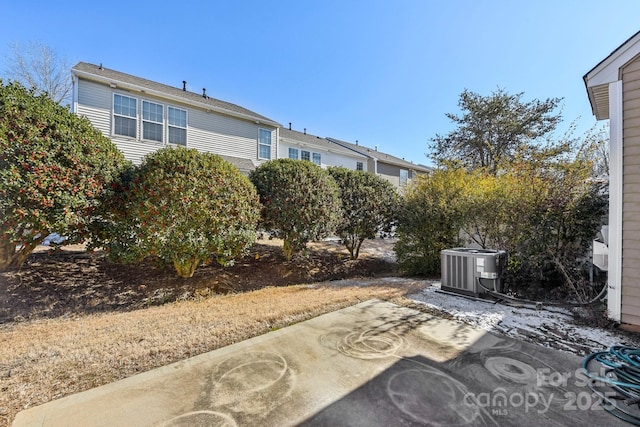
[429, 88, 563, 173]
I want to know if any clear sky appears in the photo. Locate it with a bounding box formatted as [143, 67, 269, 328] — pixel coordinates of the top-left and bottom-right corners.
[1, 0, 639, 166]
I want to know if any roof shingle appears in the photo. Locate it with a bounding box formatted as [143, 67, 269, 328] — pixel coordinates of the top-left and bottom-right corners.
[72, 62, 280, 126]
[326, 137, 431, 172]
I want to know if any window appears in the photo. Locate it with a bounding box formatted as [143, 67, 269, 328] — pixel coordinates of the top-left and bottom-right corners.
[113, 95, 187, 145]
[288, 147, 299, 159]
[142, 100, 163, 142]
[168, 107, 187, 145]
[400, 169, 409, 187]
[356, 161, 364, 171]
[258, 129, 272, 159]
[113, 94, 137, 138]
[312, 153, 321, 165]
[301, 150, 310, 162]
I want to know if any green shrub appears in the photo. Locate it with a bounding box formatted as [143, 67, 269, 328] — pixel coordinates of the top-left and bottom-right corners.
[250, 159, 341, 260]
[95, 147, 260, 278]
[394, 168, 471, 275]
[328, 167, 398, 259]
[0, 80, 126, 270]
[396, 162, 607, 301]
[488, 160, 607, 300]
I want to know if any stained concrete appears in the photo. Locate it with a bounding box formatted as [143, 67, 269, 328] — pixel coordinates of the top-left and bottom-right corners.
[12, 300, 629, 426]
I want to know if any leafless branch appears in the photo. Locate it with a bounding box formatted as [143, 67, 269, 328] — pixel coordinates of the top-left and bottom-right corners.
[4, 40, 72, 105]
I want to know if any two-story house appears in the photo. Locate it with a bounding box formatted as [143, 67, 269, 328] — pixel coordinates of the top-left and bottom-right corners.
[584, 30, 640, 327]
[71, 62, 281, 174]
[71, 62, 430, 189]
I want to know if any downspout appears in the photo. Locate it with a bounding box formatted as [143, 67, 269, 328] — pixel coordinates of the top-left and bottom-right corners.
[71, 75, 79, 114]
[608, 80, 623, 322]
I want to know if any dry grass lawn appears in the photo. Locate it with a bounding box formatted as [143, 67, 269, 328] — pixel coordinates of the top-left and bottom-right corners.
[0, 282, 418, 426]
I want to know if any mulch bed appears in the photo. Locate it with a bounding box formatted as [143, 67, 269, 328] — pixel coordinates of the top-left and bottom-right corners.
[0, 241, 398, 324]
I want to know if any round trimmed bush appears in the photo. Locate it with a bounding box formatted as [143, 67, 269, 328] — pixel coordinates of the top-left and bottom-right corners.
[328, 167, 398, 259]
[101, 147, 260, 278]
[250, 159, 341, 260]
[0, 80, 126, 271]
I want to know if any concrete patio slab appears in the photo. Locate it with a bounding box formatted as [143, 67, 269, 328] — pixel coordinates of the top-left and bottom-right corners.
[13, 299, 628, 426]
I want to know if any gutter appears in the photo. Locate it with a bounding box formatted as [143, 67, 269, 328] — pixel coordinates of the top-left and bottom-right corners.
[326, 137, 379, 161]
[72, 69, 282, 128]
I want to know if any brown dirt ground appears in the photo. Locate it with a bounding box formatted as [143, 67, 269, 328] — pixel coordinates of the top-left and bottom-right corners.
[0, 238, 399, 324]
[0, 238, 427, 427]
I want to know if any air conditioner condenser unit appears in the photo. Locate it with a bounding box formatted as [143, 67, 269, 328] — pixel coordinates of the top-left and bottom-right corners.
[441, 248, 507, 297]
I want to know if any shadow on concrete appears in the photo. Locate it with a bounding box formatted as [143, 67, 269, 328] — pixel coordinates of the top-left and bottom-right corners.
[12, 300, 630, 427]
[300, 339, 628, 427]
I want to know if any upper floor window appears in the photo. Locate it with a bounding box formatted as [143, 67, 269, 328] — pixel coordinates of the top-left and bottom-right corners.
[288, 147, 299, 159]
[258, 128, 272, 159]
[113, 94, 137, 138]
[142, 100, 163, 142]
[400, 169, 409, 187]
[168, 107, 187, 145]
[301, 150, 310, 162]
[312, 153, 321, 165]
[356, 161, 364, 171]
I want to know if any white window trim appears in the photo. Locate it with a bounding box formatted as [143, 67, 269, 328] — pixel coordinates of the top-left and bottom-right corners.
[112, 93, 138, 139]
[288, 147, 299, 160]
[258, 128, 272, 160]
[312, 152, 321, 165]
[167, 105, 188, 146]
[142, 99, 164, 143]
[301, 150, 311, 162]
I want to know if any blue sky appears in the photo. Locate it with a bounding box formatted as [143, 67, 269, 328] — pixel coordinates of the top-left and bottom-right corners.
[1, 0, 639, 166]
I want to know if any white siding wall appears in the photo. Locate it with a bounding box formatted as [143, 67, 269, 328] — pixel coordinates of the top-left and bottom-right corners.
[75, 79, 275, 165]
[279, 141, 367, 171]
[188, 110, 275, 162]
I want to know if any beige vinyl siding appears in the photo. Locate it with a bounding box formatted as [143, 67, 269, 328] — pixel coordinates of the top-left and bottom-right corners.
[376, 162, 401, 188]
[188, 109, 274, 162]
[376, 162, 420, 190]
[75, 78, 274, 166]
[367, 159, 376, 176]
[621, 55, 640, 324]
[76, 79, 161, 164]
[76, 79, 111, 135]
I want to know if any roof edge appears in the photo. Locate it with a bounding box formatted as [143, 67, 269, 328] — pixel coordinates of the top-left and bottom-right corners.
[584, 30, 640, 85]
[72, 64, 281, 128]
[584, 30, 640, 120]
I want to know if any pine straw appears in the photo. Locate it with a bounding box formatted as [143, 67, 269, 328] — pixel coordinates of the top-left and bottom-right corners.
[0, 284, 408, 426]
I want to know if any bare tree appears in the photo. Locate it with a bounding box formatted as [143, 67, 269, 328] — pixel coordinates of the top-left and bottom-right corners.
[4, 41, 72, 105]
[576, 124, 610, 178]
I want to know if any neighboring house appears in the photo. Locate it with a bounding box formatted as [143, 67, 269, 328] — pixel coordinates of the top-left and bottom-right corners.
[584, 30, 640, 327]
[326, 137, 432, 189]
[279, 127, 368, 170]
[71, 62, 281, 174]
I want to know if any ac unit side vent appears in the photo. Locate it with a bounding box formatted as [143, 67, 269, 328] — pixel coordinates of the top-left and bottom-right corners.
[445, 254, 470, 291]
